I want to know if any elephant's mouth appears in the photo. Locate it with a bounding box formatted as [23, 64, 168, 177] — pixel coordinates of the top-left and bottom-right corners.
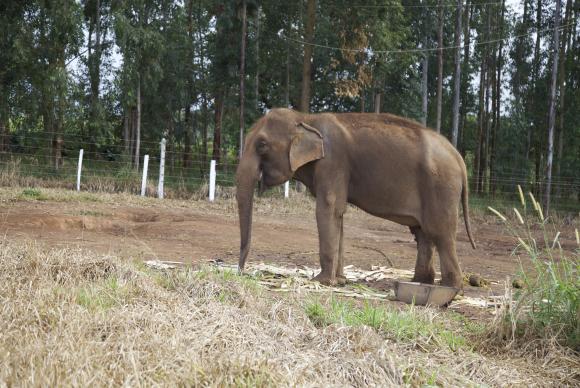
[258, 170, 266, 195]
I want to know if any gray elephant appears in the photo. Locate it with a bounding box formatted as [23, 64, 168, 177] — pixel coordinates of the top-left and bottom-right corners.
[236, 108, 476, 289]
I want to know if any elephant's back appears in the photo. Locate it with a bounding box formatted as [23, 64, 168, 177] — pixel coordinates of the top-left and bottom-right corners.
[333, 112, 426, 140]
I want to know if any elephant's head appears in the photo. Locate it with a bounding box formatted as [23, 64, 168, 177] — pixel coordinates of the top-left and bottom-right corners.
[236, 108, 325, 272]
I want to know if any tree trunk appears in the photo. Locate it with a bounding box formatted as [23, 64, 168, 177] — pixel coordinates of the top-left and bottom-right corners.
[255, 5, 260, 110]
[212, 89, 224, 163]
[134, 74, 141, 171]
[87, 0, 107, 157]
[527, 0, 542, 167]
[42, 95, 54, 166]
[183, 0, 195, 169]
[482, 5, 493, 194]
[0, 120, 6, 153]
[543, 0, 561, 215]
[0, 92, 7, 152]
[201, 94, 209, 172]
[183, 104, 192, 168]
[435, 0, 443, 133]
[53, 47, 66, 171]
[123, 109, 129, 156]
[474, 44, 486, 194]
[196, 0, 208, 171]
[239, 0, 247, 158]
[450, 0, 463, 147]
[0, 122, 6, 153]
[421, 52, 428, 126]
[459, 0, 472, 155]
[490, 0, 505, 196]
[555, 0, 573, 198]
[130, 107, 136, 163]
[285, 39, 291, 107]
[299, 0, 316, 113]
[166, 113, 174, 173]
[374, 90, 381, 114]
[481, 62, 491, 193]
[532, 0, 543, 198]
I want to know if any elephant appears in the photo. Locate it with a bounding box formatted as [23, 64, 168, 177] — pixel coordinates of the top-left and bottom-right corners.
[235, 108, 476, 289]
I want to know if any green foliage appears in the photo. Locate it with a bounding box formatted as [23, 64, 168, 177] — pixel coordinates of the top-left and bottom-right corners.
[304, 297, 467, 350]
[21, 188, 44, 199]
[515, 253, 579, 348]
[0, 0, 578, 206]
[76, 276, 137, 311]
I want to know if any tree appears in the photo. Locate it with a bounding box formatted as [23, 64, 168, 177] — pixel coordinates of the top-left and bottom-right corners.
[239, 0, 248, 157]
[489, 0, 506, 195]
[435, 0, 444, 133]
[0, 0, 578, 209]
[530, 0, 543, 194]
[458, 0, 472, 153]
[84, 0, 112, 155]
[299, 0, 316, 113]
[114, 0, 169, 169]
[28, 0, 83, 169]
[544, 0, 562, 214]
[451, 0, 462, 147]
[555, 0, 574, 197]
[0, 2, 30, 152]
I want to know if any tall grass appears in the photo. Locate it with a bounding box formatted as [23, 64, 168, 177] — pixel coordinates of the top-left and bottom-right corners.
[488, 187, 579, 349]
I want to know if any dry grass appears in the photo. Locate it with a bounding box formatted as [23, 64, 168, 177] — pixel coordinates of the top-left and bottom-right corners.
[0, 185, 318, 221]
[1, 242, 578, 386]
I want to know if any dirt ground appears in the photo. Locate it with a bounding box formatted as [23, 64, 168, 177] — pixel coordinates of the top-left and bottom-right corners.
[1, 193, 577, 305]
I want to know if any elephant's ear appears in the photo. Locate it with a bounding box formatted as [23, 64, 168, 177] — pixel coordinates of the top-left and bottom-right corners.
[289, 122, 325, 172]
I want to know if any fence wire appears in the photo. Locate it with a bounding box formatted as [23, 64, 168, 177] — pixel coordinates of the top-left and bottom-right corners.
[1, 145, 578, 212]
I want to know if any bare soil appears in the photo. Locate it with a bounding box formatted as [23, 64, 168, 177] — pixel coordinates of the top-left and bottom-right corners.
[1, 195, 577, 312]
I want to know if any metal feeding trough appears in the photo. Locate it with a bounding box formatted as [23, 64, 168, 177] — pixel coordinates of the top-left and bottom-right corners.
[394, 281, 460, 307]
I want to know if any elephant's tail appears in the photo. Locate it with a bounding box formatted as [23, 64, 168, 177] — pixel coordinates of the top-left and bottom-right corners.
[462, 172, 477, 249]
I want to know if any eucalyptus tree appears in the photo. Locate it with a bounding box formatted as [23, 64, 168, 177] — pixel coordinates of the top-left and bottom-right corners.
[26, 0, 83, 169]
[82, 0, 113, 155]
[114, 0, 172, 169]
[0, 2, 30, 152]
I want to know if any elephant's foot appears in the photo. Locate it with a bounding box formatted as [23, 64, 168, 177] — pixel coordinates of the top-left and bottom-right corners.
[440, 273, 463, 290]
[412, 271, 435, 285]
[335, 275, 347, 286]
[312, 272, 337, 286]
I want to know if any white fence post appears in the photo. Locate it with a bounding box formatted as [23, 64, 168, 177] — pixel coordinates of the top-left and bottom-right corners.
[158, 138, 166, 199]
[284, 181, 289, 198]
[141, 154, 149, 197]
[209, 159, 216, 202]
[76, 149, 84, 191]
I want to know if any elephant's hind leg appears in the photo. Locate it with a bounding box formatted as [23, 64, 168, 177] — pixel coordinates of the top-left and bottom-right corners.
[410, 227, 435, 284]
[433, 236, 463, 289]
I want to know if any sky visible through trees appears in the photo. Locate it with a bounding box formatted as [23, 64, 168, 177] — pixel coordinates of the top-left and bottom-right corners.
[0, 0, 578, 212]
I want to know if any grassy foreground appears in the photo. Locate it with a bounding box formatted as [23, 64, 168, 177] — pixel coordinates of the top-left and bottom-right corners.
[1, 242, 578, 386]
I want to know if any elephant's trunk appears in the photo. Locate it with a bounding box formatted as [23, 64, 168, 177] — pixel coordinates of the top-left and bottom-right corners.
[236, 153, 260, 272]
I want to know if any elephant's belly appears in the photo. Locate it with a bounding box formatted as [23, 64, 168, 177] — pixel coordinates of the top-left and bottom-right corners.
[348, 197, 421, 227]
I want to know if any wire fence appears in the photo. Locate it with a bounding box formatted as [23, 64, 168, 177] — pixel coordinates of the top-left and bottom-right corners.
[1, 138, 579, 212]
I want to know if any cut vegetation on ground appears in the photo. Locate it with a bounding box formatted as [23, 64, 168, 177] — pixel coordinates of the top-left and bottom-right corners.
[1, 242, 578, 386]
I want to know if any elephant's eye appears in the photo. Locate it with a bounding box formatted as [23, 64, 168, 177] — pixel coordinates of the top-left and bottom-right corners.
[256, 140, 268, 155]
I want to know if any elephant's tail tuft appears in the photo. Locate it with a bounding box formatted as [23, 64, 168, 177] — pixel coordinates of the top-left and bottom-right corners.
[462, 173, 477, 250]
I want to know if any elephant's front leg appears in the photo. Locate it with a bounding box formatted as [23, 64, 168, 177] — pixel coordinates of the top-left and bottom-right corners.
[312, 193, 343, 286]
[335, 217, 347, 285]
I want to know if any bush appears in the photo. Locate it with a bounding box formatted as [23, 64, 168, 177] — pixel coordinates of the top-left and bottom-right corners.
[488, 187, 579, 349]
